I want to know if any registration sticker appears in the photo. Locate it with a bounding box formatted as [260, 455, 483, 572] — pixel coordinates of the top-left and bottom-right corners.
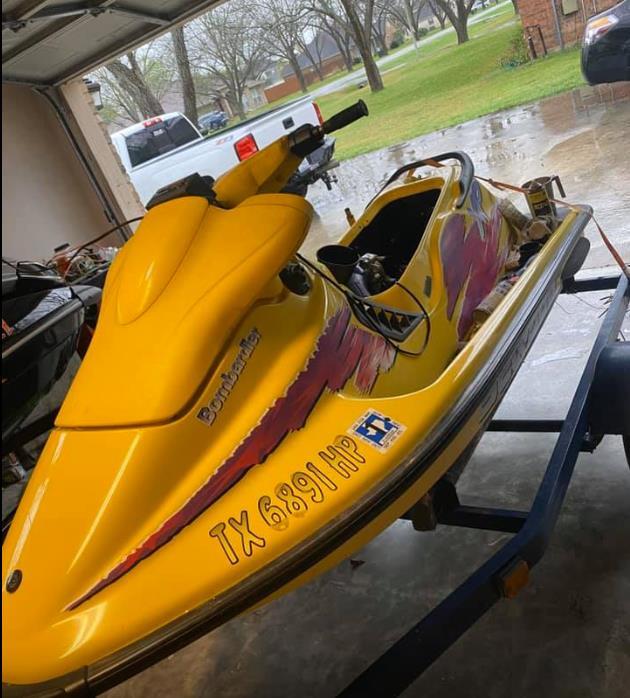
[349, 411, 405, 452]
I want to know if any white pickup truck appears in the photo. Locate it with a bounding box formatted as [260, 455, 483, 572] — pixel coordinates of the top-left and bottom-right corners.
[111, 99, 338, 206]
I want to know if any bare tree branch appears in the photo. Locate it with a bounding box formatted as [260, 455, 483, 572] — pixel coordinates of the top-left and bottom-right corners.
[428, 0, 448, 30]
[104, 52, 164, 119]
[432, 0, 475, 44]
[309, 0, 384, 92]
[382, 0, 429, 43]
[187, 1, 268, 120]
[309, 10, 355, 72]
[253, 0, 311, 93]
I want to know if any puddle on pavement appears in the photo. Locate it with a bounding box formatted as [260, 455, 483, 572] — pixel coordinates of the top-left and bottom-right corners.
[305, 84, 630, 268]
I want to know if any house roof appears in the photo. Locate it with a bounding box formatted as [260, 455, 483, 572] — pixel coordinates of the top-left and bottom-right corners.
[420, 3, 435, 22]
[281, 31, 348, 79]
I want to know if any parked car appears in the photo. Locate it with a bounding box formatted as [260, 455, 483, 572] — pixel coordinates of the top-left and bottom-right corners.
[581, 0, 630, 85]
[111, 100, 339, 205]
[198, 110, 229, 131]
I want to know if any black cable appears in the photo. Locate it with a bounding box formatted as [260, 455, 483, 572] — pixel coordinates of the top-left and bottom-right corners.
[1, 258, 18, 271]
[58, 216, 144, 280]
[295, 252, 431, 357]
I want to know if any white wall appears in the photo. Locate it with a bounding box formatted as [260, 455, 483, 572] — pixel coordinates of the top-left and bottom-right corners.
[2, 84, 111, 262]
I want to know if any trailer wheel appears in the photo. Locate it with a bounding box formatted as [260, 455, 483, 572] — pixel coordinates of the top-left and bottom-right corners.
[589, 344, 630, 455]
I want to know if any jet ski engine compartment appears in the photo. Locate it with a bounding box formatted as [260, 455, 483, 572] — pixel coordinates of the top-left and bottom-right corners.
[349, 189, 441, 282]
[316, 188, 441, 299]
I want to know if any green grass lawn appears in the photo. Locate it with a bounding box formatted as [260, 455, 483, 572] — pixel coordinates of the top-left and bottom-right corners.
[252, 1, 515, 118]
[316, 12, 585, 161]
[244, 34, 431, 119]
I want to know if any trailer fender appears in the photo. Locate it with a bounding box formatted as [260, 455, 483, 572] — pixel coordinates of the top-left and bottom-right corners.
[588, 342, 630, 437]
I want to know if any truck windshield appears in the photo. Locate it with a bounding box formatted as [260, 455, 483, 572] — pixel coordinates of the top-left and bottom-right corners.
[125, 116, 199, 167]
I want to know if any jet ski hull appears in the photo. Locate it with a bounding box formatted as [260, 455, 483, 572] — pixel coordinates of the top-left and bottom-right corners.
[2, 195, 591, 695]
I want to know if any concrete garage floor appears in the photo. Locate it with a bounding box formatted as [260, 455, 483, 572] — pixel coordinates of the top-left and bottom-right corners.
[108, 84, 627, 697]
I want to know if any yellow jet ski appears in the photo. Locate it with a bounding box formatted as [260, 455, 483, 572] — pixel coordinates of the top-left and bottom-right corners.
[2, 101, 592, 696]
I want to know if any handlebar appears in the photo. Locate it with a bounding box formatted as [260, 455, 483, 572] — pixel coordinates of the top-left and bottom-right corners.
[288, 100, 369, 157]
[321, 100, 369, 135]
[379, 151, 475, 208]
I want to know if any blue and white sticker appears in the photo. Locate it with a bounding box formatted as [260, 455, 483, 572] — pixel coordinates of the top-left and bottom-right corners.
[349, 410, 405, 452]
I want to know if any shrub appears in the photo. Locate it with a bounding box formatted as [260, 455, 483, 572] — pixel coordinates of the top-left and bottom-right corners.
[390, 29, 405, 49]
[499, 29, 531, 69]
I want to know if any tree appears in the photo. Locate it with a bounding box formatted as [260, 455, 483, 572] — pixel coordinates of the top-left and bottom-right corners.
[96, 41, 175, 123]
[311, 0, 384, 92]
[384, 0, 429, 43]
[310, 11, 355, 72]
[295, 29, 325, 80]
[95, 66, 143, 124]
[371, 2, 389, 56]
[105, 52, 165, 118]
[428, 0, 448, 30]
[188, 1, 267, 120]
[171, 25, 198, 125]
[431, 1, 474, 44]
[254, 0, 310, 93]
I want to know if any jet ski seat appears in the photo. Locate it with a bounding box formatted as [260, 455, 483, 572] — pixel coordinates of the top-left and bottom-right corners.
[57, 193, 313, 428]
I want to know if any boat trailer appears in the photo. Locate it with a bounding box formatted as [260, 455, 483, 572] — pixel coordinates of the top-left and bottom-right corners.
[340, 272, 629, 697]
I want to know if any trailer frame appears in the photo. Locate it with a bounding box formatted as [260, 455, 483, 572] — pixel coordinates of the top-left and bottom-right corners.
[340, 272, 629, 697]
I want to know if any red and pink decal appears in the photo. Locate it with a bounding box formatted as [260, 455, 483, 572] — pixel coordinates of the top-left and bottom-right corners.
[440, 183, 508, 339]
[68, 308, 394, 609]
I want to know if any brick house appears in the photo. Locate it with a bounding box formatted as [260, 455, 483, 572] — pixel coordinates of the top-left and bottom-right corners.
[517, 0, 620, 54]
[264, 32, 358, 103]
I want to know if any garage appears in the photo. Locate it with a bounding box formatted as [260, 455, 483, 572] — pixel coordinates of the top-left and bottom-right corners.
[2, 1, 629, 696]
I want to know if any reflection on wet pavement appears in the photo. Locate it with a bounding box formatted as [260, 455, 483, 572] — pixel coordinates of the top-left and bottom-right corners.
[306, 84, 630, 269]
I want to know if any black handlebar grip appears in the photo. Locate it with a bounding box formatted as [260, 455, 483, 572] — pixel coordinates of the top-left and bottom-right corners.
[321, 100, 369, 134]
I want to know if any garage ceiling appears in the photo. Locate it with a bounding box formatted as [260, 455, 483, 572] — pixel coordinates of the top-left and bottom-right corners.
[2, 0, 223, 86]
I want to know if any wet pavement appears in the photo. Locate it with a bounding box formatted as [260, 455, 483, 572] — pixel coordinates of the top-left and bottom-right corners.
[306, 83, 630, 270]
[102, 85, 629, 698]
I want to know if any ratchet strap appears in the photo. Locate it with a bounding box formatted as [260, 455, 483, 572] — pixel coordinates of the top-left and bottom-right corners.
[476, 174, 630, 280]
[421, 157, 629, 280]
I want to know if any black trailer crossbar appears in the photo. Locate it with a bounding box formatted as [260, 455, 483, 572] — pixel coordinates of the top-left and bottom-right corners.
[562, 275, 621, 294]
[487, 418, 564, 432]
[340, 273, 628, 697]
[438, 504, 528, 533]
